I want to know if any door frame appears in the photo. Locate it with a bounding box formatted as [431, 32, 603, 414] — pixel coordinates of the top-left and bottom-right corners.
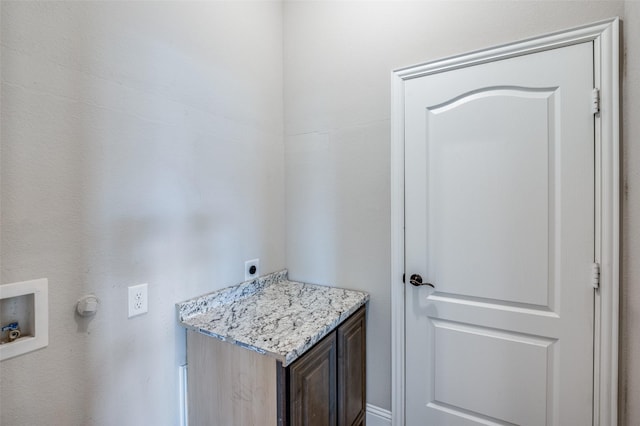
[390, 18, 620, 426]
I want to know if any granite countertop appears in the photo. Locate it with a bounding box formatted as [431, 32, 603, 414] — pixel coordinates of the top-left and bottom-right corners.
[176, 270, 369, 366]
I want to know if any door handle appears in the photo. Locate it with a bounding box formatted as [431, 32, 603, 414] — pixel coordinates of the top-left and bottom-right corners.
[409, 274, 434, 288]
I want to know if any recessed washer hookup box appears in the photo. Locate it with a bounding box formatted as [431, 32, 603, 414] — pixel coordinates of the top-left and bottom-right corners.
[0, 278, 48, 361]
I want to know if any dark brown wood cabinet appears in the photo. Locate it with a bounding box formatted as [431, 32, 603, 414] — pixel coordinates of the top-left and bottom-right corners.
[337, 306, 367, 426]
[288, 329, 337, 425]
[280, 306, 366, 426]
[187, 305, 366, 426]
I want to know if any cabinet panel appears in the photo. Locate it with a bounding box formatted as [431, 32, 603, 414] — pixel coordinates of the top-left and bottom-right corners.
[338, 307, 366, 426]
[289, 331, 337, 426]
[187, 330, 278, 426]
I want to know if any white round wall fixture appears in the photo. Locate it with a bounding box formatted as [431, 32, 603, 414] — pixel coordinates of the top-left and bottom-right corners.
[76, 295, 99, 317]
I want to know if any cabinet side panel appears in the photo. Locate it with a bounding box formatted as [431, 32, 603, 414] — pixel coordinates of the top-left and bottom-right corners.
[187, 330, 278, 426]
[289, 331, 337, 426]
[338, 306, 367, 425]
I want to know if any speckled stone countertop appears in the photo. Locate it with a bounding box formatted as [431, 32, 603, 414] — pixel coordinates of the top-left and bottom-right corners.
[176, 270, 369, 366]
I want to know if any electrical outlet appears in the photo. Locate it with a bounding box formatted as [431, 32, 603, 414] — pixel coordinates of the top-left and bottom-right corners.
[128, 283, 148, 318]
[245, 259, 259, 281]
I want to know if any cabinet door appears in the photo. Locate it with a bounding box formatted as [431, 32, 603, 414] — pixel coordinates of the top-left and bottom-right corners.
[337, 307, 366, 426]
[289, 331, 337, 426]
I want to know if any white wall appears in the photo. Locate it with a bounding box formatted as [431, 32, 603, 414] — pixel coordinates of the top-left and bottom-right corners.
[283, 1, 640, 418]
[0, 2, 284, 424]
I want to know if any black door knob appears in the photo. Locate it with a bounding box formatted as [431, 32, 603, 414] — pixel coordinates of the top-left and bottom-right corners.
[409, 274, 434, 288]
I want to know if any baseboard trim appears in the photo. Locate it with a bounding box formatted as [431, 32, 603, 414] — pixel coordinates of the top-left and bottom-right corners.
[366, 403, 392, 426]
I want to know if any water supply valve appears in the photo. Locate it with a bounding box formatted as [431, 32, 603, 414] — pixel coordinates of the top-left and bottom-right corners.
[1, 322, 21, 343]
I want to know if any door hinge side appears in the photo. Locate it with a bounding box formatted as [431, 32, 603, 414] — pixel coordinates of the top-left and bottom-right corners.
[402, 273, 405, 284]
[591, 88, 600, 114]
[592, 262, 600, 289]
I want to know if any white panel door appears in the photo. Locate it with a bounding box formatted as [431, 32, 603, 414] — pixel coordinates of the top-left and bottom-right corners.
[405, 42, 595, 425]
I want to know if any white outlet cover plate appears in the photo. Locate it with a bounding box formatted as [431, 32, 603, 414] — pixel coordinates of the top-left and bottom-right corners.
[128, 283, 148, 318]
[245, 259, 260, 281]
